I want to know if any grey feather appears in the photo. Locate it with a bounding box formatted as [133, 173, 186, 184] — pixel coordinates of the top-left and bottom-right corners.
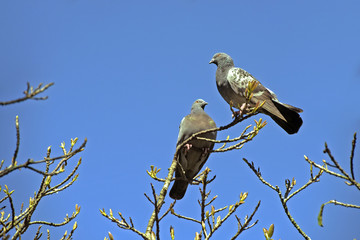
[210, 52, 303, 134]
[169, 99, 217, 200]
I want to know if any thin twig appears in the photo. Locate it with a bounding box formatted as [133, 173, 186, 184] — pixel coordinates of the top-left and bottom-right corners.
[323, 143, 358, 188]
[11, 116, 20, 166]
[170, 210, 201, 224]
[0, 82, 54, 106]
[350, 133, 357, 180]
[205, 193, 247, 240]
[145, 155, 178, 238]
[99, 210, 147, 239]
[7, 190, 16, 229]
[1, 138, 85, 239]
[200, 170, 210, 230]
[230, 201, 260, 240]
[276, 187, 311, 240]
[0, 139, 87, 178]
[159, 201, 176, 221]
[242, 158, 277, 191]
[285, 169, 323, 203]
[150, 184, 160, 240]
[318, 199, 360, 227]
[244, 157, 312, 240]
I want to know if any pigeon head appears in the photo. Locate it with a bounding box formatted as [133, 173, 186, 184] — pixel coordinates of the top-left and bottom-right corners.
[191, 99, 208, 111]
[209, 53, 234, 67]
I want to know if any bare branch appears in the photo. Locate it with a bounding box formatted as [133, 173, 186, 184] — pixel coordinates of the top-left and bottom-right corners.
[243, 157, 313, 240]
[0, 138, 85, 239]
[99, 209, 147, 239]
[0, 82, 54, 106]
[242, 158, 277, 191]
[0, 83, 85, 239]
[350, 132, 357, 180]
[205, 193, 249, 240]
[231, 201, 260, 240]
[275, 187, 310, 240]
[304, 156, 349, 181]
[145, 155, 178, 238]
[170, 209, 201, 224]
[159, 201, 176, 222]
[285, 167, 323, 203]
[323, 142, 358, 188]
[305, 135, 360, 191]
[0, 139, 87, 178]
[150, 184, 160, 240]
[33, 225, 42, 240]
[318, 199, 360, 227]
[3, 186, 16, 230]
[11, 116, 20, 166]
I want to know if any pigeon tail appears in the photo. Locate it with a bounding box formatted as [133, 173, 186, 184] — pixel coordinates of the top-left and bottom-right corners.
[281, 103, 303, 113]
[169, 179, 188, 200]
[268, 100, 303, 134]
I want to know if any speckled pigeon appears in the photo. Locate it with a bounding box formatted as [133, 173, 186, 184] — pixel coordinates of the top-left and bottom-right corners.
[209, 52, 303, 134]
[169, 99, 217, 200]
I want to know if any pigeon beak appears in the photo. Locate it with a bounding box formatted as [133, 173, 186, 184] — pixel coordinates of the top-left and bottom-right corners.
[209, 58, 215, 64]
[201, 101, 208, 109]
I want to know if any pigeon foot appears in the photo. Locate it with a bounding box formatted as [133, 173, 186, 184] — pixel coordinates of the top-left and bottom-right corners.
[200, 147, 211, 158]
[183, 143, 192, 154]
[232, 103, 249, 118]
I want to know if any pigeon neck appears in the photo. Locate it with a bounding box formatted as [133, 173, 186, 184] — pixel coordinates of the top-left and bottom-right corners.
[191, 106, 205, 114]
[218, 59, 234, 68]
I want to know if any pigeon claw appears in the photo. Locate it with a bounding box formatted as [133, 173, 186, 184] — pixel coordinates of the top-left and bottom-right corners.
[201, 147, 210, 158]
[239, 102, 248, 117]
[231, 110, 240, 118]
[230, 103, 239, 118]
[185, 143, 192, 150]
[183, 143, 192, 153]
[232, 103, 249, 118]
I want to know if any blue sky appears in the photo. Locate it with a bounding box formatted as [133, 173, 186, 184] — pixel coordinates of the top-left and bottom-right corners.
[1, 1, 360, 239]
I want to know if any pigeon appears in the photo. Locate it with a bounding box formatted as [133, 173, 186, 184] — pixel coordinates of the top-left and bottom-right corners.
[169, 99, 217, 200]
[209, 52, 303, 134]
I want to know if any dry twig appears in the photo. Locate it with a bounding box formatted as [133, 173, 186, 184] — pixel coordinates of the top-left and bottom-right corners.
[304, 133, 360, 227]
[242, 157, 322, 240]
[0, 82, 54, 106]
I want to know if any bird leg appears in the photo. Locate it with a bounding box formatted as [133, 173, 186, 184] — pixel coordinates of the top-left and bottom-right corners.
[200, 147, 210, 159]
[202, 147, 209, 154]
[183, 143, 192, 154]
[239, 102, 249, 115]
[232, 102, 249, 118]
[229, 100, 238, 118]
[231, 110, 240, 118]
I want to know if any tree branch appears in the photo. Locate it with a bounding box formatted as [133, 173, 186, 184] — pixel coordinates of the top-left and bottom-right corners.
[349, 133, 357, 181]
[231, 200, 260, 240]
[0, 82, 54, 106]
[243, 158, 313, 240]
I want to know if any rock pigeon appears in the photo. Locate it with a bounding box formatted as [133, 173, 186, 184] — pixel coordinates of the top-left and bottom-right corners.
[209, 52, 303, 134]
[169, 99, 217, 200]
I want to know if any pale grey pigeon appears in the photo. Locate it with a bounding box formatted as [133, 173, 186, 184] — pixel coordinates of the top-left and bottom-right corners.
[209, 52, 303, 134]
[169, 99, 217, 200]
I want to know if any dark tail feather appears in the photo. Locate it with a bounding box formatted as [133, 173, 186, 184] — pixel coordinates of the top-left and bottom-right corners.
[270, 101, 303, 134]
[282, 103, 303, 113]
[169, 179, 188, 200]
